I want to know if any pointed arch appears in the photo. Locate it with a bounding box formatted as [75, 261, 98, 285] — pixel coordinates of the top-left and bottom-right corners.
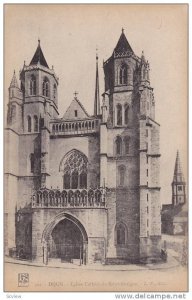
[118, 165, 126, 186]
[42, 77, 49, 97]
[115, 136, 122, 156]
[116, 104, 122, 125]
[27, 115, 32, 132]
[34, 115, 38, 132]
[124, 103, 129, 125]
[29, 75, 36, 95]
[59, 149, 88, 189]
[42, 212, 88, 243]
[119, 64, 127, 85]
[115, 222, 127, 245]
[124, 136, 130, 155]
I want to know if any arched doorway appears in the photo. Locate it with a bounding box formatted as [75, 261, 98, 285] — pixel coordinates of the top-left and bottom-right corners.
[42, 213, 88, 265]
[50, 219, 83, 262]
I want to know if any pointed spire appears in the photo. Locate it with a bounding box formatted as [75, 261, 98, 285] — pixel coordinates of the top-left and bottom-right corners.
[173, 150, 185, 183]
[114, 29, 134, 55]
[94, 49, 100, 116]
[30, 39, 49, 68]
[141, 50, 146, 63]
[10, 70, 19, 88]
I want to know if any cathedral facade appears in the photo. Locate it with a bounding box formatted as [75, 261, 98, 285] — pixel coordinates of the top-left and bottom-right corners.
[5, 30, 161, 265]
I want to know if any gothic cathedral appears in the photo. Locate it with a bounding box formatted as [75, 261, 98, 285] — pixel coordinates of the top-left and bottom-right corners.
[5, 30, 161, 264]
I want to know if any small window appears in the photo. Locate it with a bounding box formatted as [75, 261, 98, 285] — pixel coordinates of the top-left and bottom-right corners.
[30, 153, 34, 173]
[27, 116, 31, 132]
[147, 206, 149, 213]
[124, 103, 129, 125]
[124, 137, 130, 155]
[29, 75, 36, 95]
[116, 136, 122, 156]
[147, 219, 149, 227]
[116, 104, 122, 125]
[34, 115, 38, 132]
[178, 186, 183, 191]
[116, 223, 126, 245]
[42, 77, 49, 97]
[11, 105, 16, 120]
[147, 169, 148, 177]
[39, 117, 44, 129]
[53, 84, 57, 99]
[146, 129, 148, 137]
[118, 165, 126, 186]
[75, 110, 78, 117]
[147, 193, 148, 202]
[119, 65, 127, 85]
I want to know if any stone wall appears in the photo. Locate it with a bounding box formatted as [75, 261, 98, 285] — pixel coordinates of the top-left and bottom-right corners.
[49, 134, 100, 190]
[32, 208, 107, 264]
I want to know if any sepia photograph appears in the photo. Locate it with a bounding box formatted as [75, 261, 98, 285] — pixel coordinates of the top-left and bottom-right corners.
[4, 4, 188, 292]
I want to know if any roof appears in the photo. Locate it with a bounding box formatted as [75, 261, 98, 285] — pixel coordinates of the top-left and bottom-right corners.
[30, 40, 49, 68]
[62, 97, 90, 120]
[162, 202, 187, 220]
[114, 29, 134, 55]
[10, 71, 19, 88]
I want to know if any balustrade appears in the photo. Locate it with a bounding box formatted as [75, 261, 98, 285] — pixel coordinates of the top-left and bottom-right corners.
[51, 119, 100, 135]
[32, 187, 106, 208]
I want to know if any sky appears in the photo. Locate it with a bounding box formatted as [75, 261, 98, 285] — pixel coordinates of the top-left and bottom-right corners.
[4, 4, 188, 204]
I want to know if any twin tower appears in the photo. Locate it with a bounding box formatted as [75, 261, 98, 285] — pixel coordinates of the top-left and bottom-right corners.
[5, 30, 161, 264]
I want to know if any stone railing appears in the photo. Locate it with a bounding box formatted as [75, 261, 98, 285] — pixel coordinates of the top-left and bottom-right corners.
[50, 119, 100, 135]
[31, 187, 106, 208]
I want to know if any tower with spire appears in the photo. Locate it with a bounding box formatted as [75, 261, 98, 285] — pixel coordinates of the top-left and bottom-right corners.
[161, 151, 187, 235]
[7, 70, 23, 132]
[101, 28, 161, 261]
[172, 150, 186, 206]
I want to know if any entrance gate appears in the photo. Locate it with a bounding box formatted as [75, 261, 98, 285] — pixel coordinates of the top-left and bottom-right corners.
[42, 213, 88, 265]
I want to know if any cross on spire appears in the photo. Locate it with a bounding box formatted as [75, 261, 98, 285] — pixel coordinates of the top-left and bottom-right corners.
[74, 91, 78, 98]
[122, 27, 124, 33]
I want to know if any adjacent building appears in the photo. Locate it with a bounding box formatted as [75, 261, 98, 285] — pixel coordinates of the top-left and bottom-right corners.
[162, 151, 187, 235]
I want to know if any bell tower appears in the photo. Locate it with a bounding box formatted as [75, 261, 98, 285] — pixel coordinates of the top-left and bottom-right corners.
[101, 29, 161, 262]
[20, 39, 59, 134]
[172, 150, 186, 206]
[18, 40, 60, 187]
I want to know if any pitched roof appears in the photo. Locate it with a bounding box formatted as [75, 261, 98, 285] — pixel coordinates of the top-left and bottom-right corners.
[114, 29, 134, 55]
[30, 40, 49, 68]
[63, 97, 90, 120]
[173, 150, 185, 183]
[10, 70, 19, 88]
